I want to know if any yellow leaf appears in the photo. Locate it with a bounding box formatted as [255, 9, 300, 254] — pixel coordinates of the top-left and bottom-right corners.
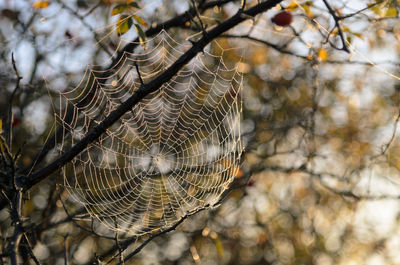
[302, 5, 313, 18]
[385, 7, 397, 17]
[111, 4, 127, 16]
[116, 15, 133, 35]
[369, 5, 383, 16]
[0, 119, 2, 133]
[286, 1, 298, 11]
[132, 15, 148, 27]
[33, 1, 50, 9]
[353, 32, 364, 39]
[318, 48, 328, 61]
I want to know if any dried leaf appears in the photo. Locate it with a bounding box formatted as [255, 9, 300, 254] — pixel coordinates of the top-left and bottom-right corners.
[335, 8, 343, 17]
[1, 9, 20, 20]
[214, 237, 224, 258]
[235, 167, 244, 178]
[318, 48, 328, 61]
[33, 1, 50, 9]
[116, 15, 133, 35]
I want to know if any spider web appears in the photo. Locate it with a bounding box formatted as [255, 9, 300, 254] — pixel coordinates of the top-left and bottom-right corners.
[57, 30, 243, 235]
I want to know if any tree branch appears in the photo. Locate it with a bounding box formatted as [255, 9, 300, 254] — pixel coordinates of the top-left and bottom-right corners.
[21, 0, 284, 191]
[26, 0, 234, 175]
[321, 0, 350, 53]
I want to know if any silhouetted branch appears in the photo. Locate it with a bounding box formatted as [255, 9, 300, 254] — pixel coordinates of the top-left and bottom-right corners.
[26, 0, 234, 176]
[322, 0, 349, 52]
[6, 54, 22, 149]
[22, 0, 284, 192]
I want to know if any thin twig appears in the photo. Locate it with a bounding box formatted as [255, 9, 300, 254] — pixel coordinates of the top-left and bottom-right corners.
[117, 215, 189, 264]
[321, 0, 349, 53]
[7, 54, 22, 149]
[63, 235, 68, 265]
[338, 1, 381, 20]
[114, 222, 124, 265]
[8, 190, 23, 265]
[21, 234, 41, 265]
[134, 63, 144, 86]
[59, 195, 115, 240]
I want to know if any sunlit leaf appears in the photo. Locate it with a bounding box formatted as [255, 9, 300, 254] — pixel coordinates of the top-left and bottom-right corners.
[133, 15, 148, 27]
[369, 5, 383, 16]
[32, 1, 50, 9]
[111, 4, 127, 16]
[235, 167, 244, 178]
[385, 7, 397, 17]
[286, 1, 298, 11]
[116, 15, 133, 35]
[318, 48, 328, 61]
[302, 5, 313, 18]
[353, 32, 364, 39]
[134, 23, 147, 49]
[0, 119, 2, 133]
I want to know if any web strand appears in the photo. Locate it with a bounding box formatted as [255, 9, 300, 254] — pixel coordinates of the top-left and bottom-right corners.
[58, 30, 243, 235]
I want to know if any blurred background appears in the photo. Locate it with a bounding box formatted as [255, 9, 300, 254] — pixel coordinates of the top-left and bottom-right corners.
[1, 0, 400, 264]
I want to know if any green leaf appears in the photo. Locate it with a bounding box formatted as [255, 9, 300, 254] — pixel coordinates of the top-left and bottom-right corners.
[112, 4, 127, 16]
[129, 2, 140, 9]
[134, 23, 147, 49]
[133, 15, 148, 27]
[116, 15, 133, 35]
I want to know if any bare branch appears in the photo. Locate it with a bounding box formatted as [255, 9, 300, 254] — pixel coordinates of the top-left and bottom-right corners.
[6, 54, 22, 150]
[21, 0, 284, 192]
[321, 0, 350, 53]
[25, 0, 234, 176]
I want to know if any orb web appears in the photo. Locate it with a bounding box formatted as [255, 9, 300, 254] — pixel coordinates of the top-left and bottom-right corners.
[57, 30, 243, 235]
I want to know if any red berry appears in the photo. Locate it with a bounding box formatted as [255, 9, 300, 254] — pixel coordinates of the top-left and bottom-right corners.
[247, 179, 255, 187]
[12, 118, 20, 128]
[272, 11, 293, 27]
